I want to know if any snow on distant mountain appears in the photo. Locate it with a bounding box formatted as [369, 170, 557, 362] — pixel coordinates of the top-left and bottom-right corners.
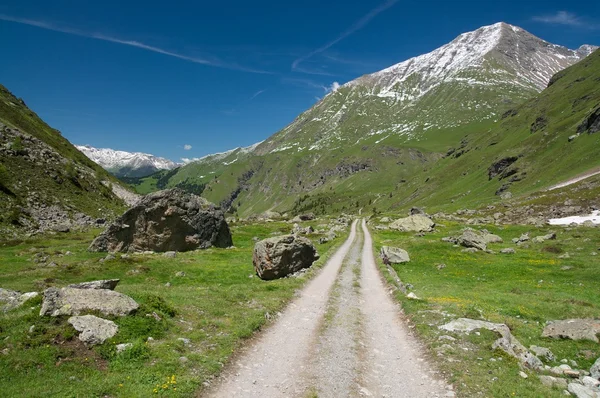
[76, 145, 180, 178]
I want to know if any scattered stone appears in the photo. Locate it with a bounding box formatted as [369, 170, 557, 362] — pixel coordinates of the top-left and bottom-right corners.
[542, 319, 600, 343]
[67, 279, 119, 290]
[461, 248, 479, 253]
[177, 337, 191, 346]
[582, 376, 600, 389]
[568, 383, 600, 398]
[439, 335, 456, 342]
[500, 248, 516, 254]
[40, 287, 139, 317]
[89, 188, 232, 253]
[390, 214, 435, 233]
[175, 271, 186, 277]
[519, 371, 528, 379]
[559, 253, 571, 259]
[165, 282, 172, 287]
[253, 235, 319, 280]
[532, 233, 557, 243]
[179, 356, 189, 363]
[440, 318, 543, 369]
[379, 217, 392, 223]
[406, 292, 420, 300]
[68, 315, 118, 345]
[163, 251, 177, 258]
[116, 343, 133, 353]
[380, 246, 410, 264]
[530, 345, 556, 362]
[436, 263, 447, 270]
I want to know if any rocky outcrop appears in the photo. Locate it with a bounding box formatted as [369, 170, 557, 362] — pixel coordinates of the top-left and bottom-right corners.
[40, 287, 139, 317]
[68, 315, 118, 345]
[578, 107, 600, 135]
[253, 235, 319, 280]
[67, 279, 120, 290]
[488, 156, 519, 180]
[88, 188, 232, 252]
[542, 319, 600, 343]
[390, 214, 434, 233]
[380, 246, 410, 264]
[440, 318, 543, 370]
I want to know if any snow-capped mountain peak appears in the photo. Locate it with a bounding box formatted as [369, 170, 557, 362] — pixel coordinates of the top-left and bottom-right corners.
[76, 145, 180, 178]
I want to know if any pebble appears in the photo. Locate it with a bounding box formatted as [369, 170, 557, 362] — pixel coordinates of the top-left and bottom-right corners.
[519, 371, 528, 379]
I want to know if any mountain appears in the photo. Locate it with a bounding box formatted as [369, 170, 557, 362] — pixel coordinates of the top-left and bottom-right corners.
[76, 145, 179, 178]
[0, 84, 128, 235]
[131, 23, 598, 217]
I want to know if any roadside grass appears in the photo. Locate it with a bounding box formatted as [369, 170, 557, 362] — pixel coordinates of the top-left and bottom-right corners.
[0, 220, 343, 397]
[371, 222, 600, 397]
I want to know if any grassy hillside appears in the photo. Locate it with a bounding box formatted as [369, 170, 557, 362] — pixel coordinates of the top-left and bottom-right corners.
[0, 84, 127, 235]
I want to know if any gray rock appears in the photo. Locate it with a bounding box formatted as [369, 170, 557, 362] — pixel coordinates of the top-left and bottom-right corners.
[530, 345, 556, 362]
[568, 383, 600, 398]
[253, 235, 319, 280]
[482, 232, 503, 244]
[380, 246, 410, 264]
[67, 279, 119, 290]
[582, 376, 600, 389]
[532, 233, 557, 243]
[542, 319, 600, 343]
[440, 318, 542, 369]
[68, 315, 118, 345]
[89, 188, 232, 253]
[0, 288, 39, 312]
[458, 229, 487, 251]
[175, 271, 186, 277]
[162, 251, 177, 258]
[116, 343, 133, 353]
[390, 214, 435, 233]
[379, 217, 392, 223]
[500, 248, 516, 254]
[591, 357, 600, 379]
[462, 248, 479, 253]
[539, 375, 569, 389]
[40, 287, 139, 317]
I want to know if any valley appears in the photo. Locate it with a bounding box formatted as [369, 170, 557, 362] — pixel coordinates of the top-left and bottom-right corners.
[0, 16, 599, 398]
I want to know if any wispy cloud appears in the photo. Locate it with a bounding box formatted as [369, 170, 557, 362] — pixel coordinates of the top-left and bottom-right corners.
[533, 11, 583, 26]
[327, 82, 341, 92]
[0, 14, 272, 74]
[292, 0, 398, 72]
[183, 144, 192, 150]
[249, 89, 267, 100]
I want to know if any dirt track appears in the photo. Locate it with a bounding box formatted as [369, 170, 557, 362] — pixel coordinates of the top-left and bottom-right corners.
[206, 219, 452, 398]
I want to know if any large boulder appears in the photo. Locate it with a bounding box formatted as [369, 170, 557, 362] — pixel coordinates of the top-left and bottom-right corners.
[390, 214, 435, 232]
[253, 235, 319, 280]
[68, 315, 118, 345]
[88, 188, 232, 252]
[40, 287, 139, 317]
[380, 246, 410, 264]
[542, 319, 600, 343]
[457, 229, 487, 251]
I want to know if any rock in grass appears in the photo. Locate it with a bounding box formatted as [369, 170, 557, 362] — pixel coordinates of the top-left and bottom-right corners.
[40, 287, 138, 317]
[390, 214, 435, 233]
[68, 315, 118, 345]
[457, 229, 487, 251]
[539, 375, 568, 389]
[530, 345, 556, 362]
[500, 248, 516, 254]
[253, 235, 319, 280]
[532, 233, 557, 243]
[440, 318, 543, 370]
[380, 246, 410, 264]
[88, 188, 232, 253]
[67, 279, 119, 290]
[591, 357, 600, 380]
[0, 288, 39, 312]
[542, 319, 600, 343]
[568, 383, 600, 398]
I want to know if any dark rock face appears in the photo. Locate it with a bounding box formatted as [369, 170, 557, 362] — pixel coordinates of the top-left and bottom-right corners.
[577, 107, 600, 135]
[488, 156, 519, 180]
[88, 188, 232, 253]
[253, 235, 319, 280]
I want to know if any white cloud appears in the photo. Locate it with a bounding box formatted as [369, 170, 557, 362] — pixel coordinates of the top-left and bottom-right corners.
[181, 157, 200, 164]
[183, 144, 192, 151]
[533, 11, 582, 26]
[328, 82, 341, 92]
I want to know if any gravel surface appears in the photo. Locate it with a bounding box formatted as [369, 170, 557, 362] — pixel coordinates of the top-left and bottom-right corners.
[205, 219, 451, 397]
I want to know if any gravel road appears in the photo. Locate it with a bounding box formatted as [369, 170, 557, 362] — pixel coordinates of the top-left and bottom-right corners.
[205, 218, 452, 397]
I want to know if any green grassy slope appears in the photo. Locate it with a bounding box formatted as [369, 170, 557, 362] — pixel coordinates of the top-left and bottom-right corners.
[0, 84, 126, 233]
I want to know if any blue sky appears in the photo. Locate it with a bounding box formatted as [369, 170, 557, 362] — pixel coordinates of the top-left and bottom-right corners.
[0, 1, 598, 162]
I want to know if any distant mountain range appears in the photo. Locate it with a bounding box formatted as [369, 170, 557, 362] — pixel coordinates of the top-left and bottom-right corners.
[129, 22, 598, 217]
[76, 145, 180, 178]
